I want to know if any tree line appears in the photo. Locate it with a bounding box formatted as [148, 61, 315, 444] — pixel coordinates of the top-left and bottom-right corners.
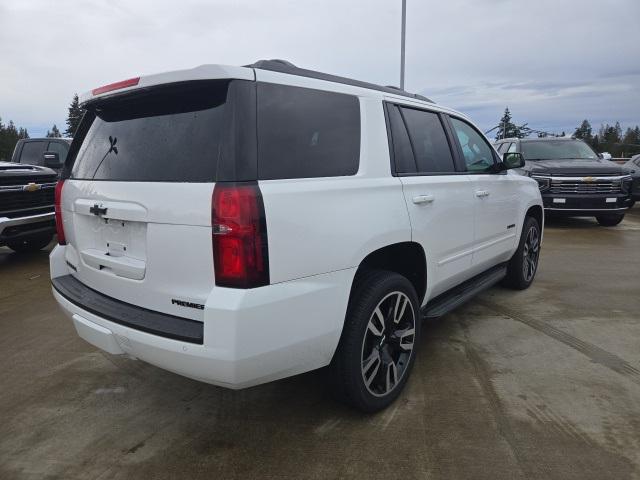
[0, 94, 83, 161]
[495, 107, 640, 158]
[0, 119, 29, 161]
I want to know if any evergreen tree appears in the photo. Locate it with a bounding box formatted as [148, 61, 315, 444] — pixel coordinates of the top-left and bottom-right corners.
[46, 124, 62, 138]
[621, 126, 640, 157]
[573, 120, 593, 143]
[601, 123, 620, 146]
[65, 94, 83, 137]
[494, 107, 530, 140]
[0, 117, 28, 161]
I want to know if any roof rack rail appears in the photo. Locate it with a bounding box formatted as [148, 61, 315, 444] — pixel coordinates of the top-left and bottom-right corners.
[246, 59, 434, 104]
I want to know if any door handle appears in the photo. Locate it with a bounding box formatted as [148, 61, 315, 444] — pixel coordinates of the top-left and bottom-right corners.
[412, 194, 435, 205]
[475, 190, 490, 198]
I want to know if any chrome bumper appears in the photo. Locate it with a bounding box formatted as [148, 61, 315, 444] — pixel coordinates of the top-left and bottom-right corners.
[0, 212, 55, 237]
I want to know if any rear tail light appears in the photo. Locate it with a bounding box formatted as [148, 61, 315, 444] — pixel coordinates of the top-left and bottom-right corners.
[212, 182, 269, 288]
[54, 180, 66, 245]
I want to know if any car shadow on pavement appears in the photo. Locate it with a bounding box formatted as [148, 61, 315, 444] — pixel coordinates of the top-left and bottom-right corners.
[543, 216, 601, 229]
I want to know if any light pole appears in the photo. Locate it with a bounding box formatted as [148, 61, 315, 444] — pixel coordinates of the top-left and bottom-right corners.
[400, 0, 406, 90]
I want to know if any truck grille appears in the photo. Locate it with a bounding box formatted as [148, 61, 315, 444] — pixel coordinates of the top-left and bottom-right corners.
[549, 179, 622, 194]
[0, 184, 56, 218]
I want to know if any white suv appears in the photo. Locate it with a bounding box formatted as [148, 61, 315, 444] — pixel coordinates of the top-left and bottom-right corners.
[50, 60, 543, 412]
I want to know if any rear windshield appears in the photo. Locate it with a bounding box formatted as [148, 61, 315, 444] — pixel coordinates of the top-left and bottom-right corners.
[68, 79, 360, 182]
[71, 80, 255, 182]
[521, 140, 598, 161]
[19, 141, 47, 165]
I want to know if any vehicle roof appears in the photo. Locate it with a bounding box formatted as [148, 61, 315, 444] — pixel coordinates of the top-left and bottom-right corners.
[80, 60, 471, 122]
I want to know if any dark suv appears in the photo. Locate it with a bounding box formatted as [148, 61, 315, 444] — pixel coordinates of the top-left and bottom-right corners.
[494, 137, 633, 226]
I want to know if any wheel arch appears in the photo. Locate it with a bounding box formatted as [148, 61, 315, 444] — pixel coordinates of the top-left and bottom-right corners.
[526, 204, 543, 228]
[351, 241, 428, 305]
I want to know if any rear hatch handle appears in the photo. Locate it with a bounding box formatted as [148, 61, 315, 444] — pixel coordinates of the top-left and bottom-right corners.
[81, 249, 146, 280]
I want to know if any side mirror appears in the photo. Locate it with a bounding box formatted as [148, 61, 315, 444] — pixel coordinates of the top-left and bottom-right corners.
[597, 153, 604, 159]
[43, 151, 62, 169]
[502, 152, 525, 169]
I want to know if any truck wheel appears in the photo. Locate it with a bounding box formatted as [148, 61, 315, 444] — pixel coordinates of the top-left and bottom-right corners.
[596, 214, 624, 227]
[503, 216, 541, 290]
[331, 270, 420, 412]
[6, 233, 53, 253]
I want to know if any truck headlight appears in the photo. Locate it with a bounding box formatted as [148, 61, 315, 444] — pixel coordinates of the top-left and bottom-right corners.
[531, 175, 551, 192]
[621, 176, 632, 193]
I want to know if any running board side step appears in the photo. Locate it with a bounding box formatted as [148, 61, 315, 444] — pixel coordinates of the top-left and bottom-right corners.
[422, 263, 507, 319]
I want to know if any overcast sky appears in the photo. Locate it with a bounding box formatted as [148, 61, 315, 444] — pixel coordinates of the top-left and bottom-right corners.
[1, 0, 639, 138]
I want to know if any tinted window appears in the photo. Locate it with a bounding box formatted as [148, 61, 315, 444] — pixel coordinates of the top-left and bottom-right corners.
[450, 117, 495, 172]
[521, 140, 598, 161]
[400, 107, 455, 173]
[386, 104, 416, 174]
[71, 81, 239, 182]
[19, 141, 46, 165]
[257, 83, 360, 179]
[47, 141, 69, 162]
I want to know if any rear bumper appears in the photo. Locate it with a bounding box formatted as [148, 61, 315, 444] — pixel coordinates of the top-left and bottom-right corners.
[0, 211, 55, 243]
[541, 193, 632, 215]
[50, 245, 354, 389]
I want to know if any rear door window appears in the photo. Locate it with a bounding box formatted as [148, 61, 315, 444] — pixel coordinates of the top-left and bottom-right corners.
[399, 107, 456, 173]
[386, 104, 416, 174]
[256, 83, 360, 179]
[47, 141, 69, 162]
[19, 141, 46, 165]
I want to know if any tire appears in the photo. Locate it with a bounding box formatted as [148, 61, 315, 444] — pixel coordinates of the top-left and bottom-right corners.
[503, 216, 541, 290]
[596, 214, 624, 227]
[6, 233, 53, 253]
[330, 269, 421, 413]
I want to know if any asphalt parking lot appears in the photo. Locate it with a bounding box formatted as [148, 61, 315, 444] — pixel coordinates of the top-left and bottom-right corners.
[1, 207, 639, 480]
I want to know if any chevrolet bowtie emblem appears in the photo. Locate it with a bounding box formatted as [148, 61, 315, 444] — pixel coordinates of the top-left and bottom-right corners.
[23, 182, 41, 192]
[582, 176, 596, 183]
